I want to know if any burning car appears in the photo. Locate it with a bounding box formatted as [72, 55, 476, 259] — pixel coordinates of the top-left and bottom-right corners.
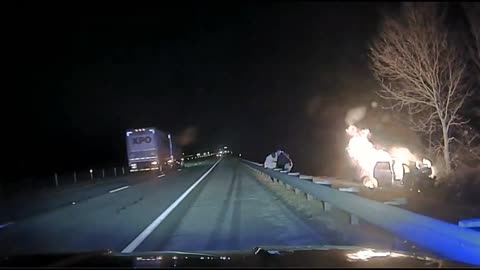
[345, 125, 435, 189]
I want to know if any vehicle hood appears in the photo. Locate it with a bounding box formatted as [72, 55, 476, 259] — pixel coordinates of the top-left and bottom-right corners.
[0, 245, 471, 268]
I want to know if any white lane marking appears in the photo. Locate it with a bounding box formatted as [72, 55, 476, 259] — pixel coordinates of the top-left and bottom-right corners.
[122, 158, 222, 253]
[0, 222, 13, 229]
[157, 174, 166, 178]
[109, 185, 130, 193]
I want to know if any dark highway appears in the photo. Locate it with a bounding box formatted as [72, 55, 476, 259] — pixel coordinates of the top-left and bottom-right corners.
[0, 157, 334, 255]
[7, 3, 480, 267]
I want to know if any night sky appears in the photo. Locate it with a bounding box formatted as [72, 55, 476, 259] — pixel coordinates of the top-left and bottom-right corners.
[9, 2, 396, 180]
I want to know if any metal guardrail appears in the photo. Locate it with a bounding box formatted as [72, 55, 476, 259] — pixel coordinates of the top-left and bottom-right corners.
[52, 166, 128, 187]
[242, 159, 480, 266]
[1, 166, 131, 199]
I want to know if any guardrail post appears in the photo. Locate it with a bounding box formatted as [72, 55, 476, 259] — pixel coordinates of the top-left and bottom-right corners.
[102, 168, 105, 178]
[313, 178, 332, 188]
[73, 171, 77, 184]
[349, 214, 360, 225]
[306, 193, 314, 201]
[122, 166, 125, 175]
[294, 188, 302, 194]
[285, 183, 293, 191]
[114, 167, 117, 177]
[300, 175, 313, 181]
[54, 173, 59, 187]
[338, 187, 360, 225]
[322, 201, 332, 211]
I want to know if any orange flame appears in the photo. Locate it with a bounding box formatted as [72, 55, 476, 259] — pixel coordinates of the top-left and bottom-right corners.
[346, 125, 392, 179]
[346, 125, 434, 187]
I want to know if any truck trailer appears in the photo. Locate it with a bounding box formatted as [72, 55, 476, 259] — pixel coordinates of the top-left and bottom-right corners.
[126, 127, 182, 172]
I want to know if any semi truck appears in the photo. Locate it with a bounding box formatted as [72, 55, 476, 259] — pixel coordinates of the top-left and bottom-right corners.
[126, 127, 182, 172]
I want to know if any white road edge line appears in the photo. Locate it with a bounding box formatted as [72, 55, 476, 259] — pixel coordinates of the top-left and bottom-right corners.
[109, 185, 130, 193]
[122, 158, 223, 253]
[0, 222, 14, 229]
[157, 174, 166, 178]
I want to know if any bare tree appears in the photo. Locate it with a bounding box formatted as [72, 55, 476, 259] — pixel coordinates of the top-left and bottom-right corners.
[369, 2, 471, 175]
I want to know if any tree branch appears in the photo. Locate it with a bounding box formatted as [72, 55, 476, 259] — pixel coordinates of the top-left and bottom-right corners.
[369, 2, 472, 175]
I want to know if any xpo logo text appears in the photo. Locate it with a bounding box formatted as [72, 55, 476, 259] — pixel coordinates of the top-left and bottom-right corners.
[132, 136, 152, 144]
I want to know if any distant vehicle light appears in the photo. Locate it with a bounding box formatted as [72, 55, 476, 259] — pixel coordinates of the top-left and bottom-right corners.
[224, 146, 228, 149]
[151, 161, 158, 165]
[181, 158, 184, 161]
[131, 163, 137, 168]
[196, 153, 201, 156]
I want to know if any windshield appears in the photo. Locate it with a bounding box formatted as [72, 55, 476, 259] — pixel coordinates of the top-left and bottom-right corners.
[4, 2, 480, 268]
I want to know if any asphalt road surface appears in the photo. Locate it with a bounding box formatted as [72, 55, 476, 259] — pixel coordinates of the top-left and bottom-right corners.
[0, 157, 329, 255]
